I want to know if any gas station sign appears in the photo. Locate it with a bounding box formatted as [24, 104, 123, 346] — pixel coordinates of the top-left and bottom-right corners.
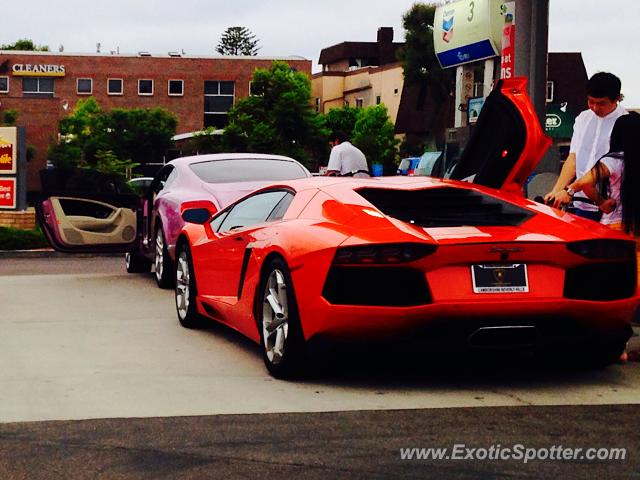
[434, 0, 506, 69]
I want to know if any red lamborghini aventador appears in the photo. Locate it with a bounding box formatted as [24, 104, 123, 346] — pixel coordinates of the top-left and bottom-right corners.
[36, 78, 639, 378]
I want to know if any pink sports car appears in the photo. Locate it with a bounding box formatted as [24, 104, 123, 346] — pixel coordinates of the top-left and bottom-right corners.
[38, 153, 311, 287]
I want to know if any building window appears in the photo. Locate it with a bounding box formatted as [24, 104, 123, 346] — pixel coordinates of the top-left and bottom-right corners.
[393, 88, 399, 96]
[168, 79, 184, 96]
[344, 100, 349, 107]
[546, 81, 554, 103]
[355, 98, 364, 108]
[204, 80, 235, 128]
[108, 78, 123, 95]
[315, 97, 320, 113]
[77, 78, 92, 95]
[376, 95, 381, 105]
[138, 79, 154, 96]
[0, 76, 8, 93]
[22, 77, 54, 97]
[249, 81, 262, 96]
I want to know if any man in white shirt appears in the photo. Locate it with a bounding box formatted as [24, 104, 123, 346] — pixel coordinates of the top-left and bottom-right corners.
[544, 72, 625, 220]
[325, 131, 370, 177]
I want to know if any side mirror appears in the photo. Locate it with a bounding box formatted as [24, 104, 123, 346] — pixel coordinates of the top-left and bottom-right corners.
[180, 200, 218, 224]
[182, 208, 212, 224]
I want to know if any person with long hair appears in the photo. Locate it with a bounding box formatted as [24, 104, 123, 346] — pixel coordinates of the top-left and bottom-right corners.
[556, 112, 640, 363]
[555, 111, 640, 236]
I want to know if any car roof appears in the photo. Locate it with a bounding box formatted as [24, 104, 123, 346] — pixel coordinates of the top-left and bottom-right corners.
[263, 176, 446, 193]
[169, 153, 303, 167]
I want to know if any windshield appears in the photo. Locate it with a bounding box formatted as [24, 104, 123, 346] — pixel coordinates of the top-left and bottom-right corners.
[189, 158, 308, 184]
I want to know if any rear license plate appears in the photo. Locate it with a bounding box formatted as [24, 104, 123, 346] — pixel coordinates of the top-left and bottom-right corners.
[471, 264, 528, 293]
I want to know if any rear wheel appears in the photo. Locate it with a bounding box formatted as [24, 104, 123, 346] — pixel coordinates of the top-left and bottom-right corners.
[175, 242, 206, 328]
[125, 251, 151, 273]
[155, 226, 174, 289]
[258, 257, 306, 378]
[583, 339, 628, 369]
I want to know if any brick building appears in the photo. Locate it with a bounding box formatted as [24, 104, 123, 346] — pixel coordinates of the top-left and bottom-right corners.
[0, 51, 311, 192]
[312, 27, 454, 150]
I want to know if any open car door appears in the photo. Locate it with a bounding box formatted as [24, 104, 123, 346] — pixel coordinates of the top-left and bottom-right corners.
[36, 168, 141, 253]
[450, 77, 552, 196]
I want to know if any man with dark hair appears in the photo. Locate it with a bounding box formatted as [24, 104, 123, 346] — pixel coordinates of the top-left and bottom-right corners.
[545, 72, 626, 219]
[325, 130, 370, 177]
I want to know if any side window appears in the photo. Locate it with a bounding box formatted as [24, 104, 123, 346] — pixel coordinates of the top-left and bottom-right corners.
[210, 210, 230, 232]
[267, 192, 294, 221]
[164, 168, 179, 189]
[151, 166, 175, 194]
[218, 191, 290, 232]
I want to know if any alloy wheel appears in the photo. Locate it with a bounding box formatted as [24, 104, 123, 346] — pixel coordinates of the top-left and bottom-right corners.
[155, 229, 164, 282]
[176, 250, 190, 320]
[262, 269, 289, 365]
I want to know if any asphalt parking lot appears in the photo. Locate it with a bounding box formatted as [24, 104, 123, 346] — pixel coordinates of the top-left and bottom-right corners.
[1, 254, 639, 478]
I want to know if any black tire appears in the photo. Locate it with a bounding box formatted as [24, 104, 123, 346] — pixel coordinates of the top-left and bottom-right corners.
[125, 251, 151, 273]
[154, 225, 174, 289]
[555, 337, 628, 370]
[175, 242, 206, 329]
[257, 257, 306, 378]
[582, 339, 628, 369]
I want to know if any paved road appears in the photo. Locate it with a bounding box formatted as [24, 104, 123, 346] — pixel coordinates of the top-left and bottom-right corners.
[1, 256, 639, 478]
[1, 405, 638, 479]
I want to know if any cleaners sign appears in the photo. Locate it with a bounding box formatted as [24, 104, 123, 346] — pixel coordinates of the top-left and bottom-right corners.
[12, 64, 66, 77]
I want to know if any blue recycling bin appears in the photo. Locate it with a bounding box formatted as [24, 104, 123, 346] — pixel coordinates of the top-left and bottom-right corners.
[372, 163, 383, 177]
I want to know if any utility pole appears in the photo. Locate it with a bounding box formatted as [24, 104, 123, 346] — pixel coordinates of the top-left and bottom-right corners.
[514, 0, 552, 170]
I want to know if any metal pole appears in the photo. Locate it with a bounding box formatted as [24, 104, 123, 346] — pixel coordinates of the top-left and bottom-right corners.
[514, 0, 549, 126]
[514, 0, 551, 171]
[17, 126, 27, 211]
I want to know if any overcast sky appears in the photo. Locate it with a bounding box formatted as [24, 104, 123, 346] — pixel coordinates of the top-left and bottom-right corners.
[2, 1, 639, 106]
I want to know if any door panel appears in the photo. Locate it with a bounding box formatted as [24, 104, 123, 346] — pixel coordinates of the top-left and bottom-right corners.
[37, 168, 141, 253]
[47, 197, 137, 246]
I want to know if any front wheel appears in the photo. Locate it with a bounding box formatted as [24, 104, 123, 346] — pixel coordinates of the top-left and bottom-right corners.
[175, 242, 206, 329]
[258, 257, 306, 378]
[125, 251, 151, 273]
[155, 226, 174, 289]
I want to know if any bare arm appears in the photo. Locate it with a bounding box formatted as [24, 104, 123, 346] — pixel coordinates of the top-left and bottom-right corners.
[544, 153, 577, 206]
[555, 162, 613, 211]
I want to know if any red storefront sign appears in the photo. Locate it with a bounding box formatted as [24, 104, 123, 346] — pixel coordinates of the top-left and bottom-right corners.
[500, 2, 515, 79]
[0, 127, 17, 174]
[0, 178, 16, 209]
[0, 139, 15, 173]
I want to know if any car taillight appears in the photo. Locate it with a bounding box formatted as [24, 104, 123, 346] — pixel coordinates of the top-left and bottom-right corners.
[566, 240, 636, 260]
[333, 243, 437, 265]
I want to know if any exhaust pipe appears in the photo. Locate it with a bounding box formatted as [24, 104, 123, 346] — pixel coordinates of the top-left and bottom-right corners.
[468, 325, 538, 349]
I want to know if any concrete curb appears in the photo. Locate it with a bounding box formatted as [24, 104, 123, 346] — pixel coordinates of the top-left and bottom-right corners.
[0, 250, 121, 259]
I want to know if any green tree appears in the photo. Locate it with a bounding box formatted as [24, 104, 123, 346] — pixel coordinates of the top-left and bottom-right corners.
[216, 27, 260, 56]
[351, 105, 399, 173]
[48, 98, 177, 177]
[323, 106, 360, 139]
[101, 107, 178, 164]
[397, 3, 453, 101]
[0, 39, 49, 51]
[223, 61, 327, 167]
